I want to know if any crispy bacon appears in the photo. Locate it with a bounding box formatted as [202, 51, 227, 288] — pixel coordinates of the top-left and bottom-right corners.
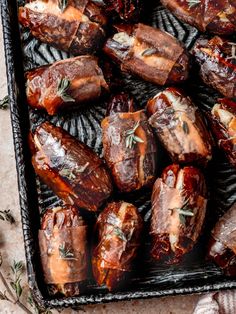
[29, 121, 113, 211]
[19, 0, 107, 55]
[104, 23, 190, 85]
[151, 164, 207, 263]
[92, 201, 143, 291]
[102, 94, 157, 192]
[192, 36, 236, 98]
[39, 205, 88, 296]
[147, 87, 212, 165]
[161, 0, 236, 35]
[25, 56, 109, 115]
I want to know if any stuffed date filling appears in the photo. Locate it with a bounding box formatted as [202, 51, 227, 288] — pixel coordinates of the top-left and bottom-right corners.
[104, 23, 189, 85]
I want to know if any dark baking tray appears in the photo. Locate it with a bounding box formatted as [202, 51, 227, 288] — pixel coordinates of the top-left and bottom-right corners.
[1, 0, 236, 309]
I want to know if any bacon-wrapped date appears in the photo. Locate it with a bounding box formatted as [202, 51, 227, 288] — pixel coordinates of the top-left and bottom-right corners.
[39, 205, 88, 296]
[192, 37, 236, 98]
[102, 95, 157, 192]
[18, 0, 107, 55]
[147, 87, 212, 165]
[92, 201, 143, 291]
[161, 0, 236, 35]
[104, 23, 190, 86]
[29, 121, 112, 211]
[26, 56, 109, 115]
[151, 164, 207, 263]
[208, 203, 236, 276]
[209, 98, 236, 168]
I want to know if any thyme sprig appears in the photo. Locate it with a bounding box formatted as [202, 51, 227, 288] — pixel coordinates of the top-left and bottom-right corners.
[169, 198, 195, 226]
[114, 227, 127, 242]
[142, 48, 158, 57]
[187, 0, 201, 9]
[0, 209, 15, 224]
[0, 95, 9, 110]
[57, 78, 75, 103]
[125, 121, 144, 149]
[182, 121, 189, 134]
[10, 260, 24, 300]
[59, 242, 75, 259]
[58, 0, 68, 12]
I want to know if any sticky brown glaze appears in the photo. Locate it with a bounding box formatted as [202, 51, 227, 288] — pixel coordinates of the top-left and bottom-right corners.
[147, 87, 212, 165]
[209, 98, 236, 168]
[29, 121, 113, 211]
[102, 96, 157, 192]
[150, 164, 207, 263]
[192, 37, 236, 98]
[208, 203, 236, 276]
[18, 0, 107, 55]
[106, 92, 137, 116]
[92, 201, 143, 291]
[39, 205, 88, 296]
[102, 0, 142, 21]
[25, 56, 109, 115]
[104, 23, 190, 86]
[161, 0, 236, 35]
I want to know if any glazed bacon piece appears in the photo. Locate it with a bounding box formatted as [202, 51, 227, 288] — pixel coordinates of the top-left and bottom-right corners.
[208, 203, 236, 276]
[102, 94, 157, 192]
[104, 23, 190, 86]
[209, 98, 236, 168]
[18, 0, 107, 55]
[26, 56, 109, 115]
[161, 0, 236, 35]
[92, 201, 143, 291]
[147, 87, 212, 165]
[192, 37, 236, 98]
[39, 205, 88, 296]
[29, 121, 112, 211]
[151, 164, 207, 263]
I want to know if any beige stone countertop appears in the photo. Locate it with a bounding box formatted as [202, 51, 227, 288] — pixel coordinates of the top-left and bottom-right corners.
[0, 18, 201, 314]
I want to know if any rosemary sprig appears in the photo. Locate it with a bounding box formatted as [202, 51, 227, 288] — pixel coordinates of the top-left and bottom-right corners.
[57, 78, 75, 103]
[226, 42, 236, 61]
[58, 0, 68, 12]
[0, 209, 15, 224]
[10, 260, 24, 300]
[59, 242, 75, 259]
[187, 0, 201, 9]
[0, 95, 9, 110]
[142, 47, 158, 57]
[125, 121, 144, 149]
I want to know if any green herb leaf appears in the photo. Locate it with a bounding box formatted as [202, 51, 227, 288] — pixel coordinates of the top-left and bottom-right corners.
[0, 95, 9, 110]
[187, 0, 200, 8]
[58, 242, 75, 259]
[58, 0, 68, 12]
[125, 121, 144, 149]
[182, 121, 189, 134]
[142, 48, 158, 56]
[57, 78, 75, 103]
